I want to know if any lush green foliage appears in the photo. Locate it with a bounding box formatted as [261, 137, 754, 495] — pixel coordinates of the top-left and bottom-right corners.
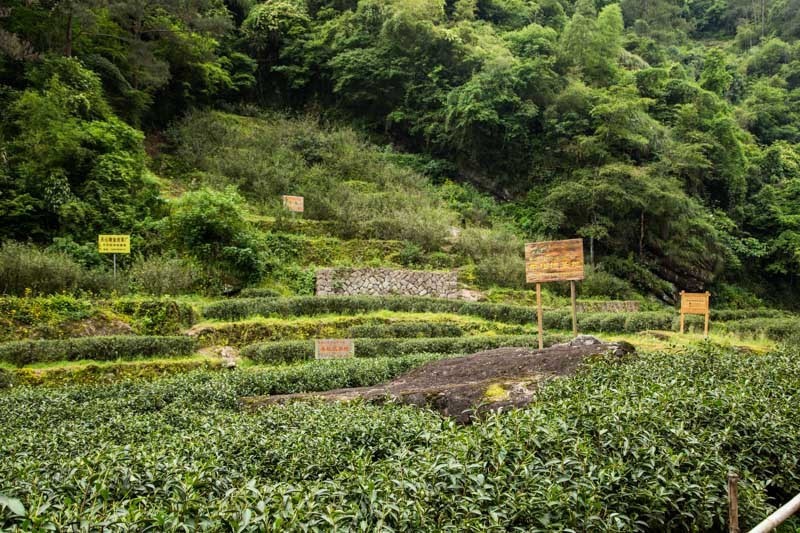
[0, 335, 196, 367]
[1, 347, 799, 529]
[4, 0, 800, 302]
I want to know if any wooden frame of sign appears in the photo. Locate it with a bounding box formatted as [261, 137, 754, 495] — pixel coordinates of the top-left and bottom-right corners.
[525, 238, 585, 350]
[679, 291, 711, 337]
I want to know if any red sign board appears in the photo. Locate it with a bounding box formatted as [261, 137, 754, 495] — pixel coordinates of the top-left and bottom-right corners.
[314, 339, 354, 359]
[281, 195, 304, 212]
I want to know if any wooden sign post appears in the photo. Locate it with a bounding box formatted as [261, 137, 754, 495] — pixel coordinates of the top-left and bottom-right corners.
[314, 339, 354, 359]
[98, 234, 130, 278]
[679, 291, 711, 337]
[525, 239, 585, 349]
[281, 195, 304, 213]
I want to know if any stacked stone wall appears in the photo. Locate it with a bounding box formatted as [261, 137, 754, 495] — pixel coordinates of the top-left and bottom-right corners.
[316, 268, 458, 298]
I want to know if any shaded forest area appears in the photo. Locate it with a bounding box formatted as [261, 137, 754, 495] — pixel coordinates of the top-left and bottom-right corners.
[2, 0, 800, 306]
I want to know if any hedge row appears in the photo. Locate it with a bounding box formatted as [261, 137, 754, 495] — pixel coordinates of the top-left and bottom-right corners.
[347, 322, 464, 339]
[204, 296, 605, 325]
[721, 318, 800, 341]
[192, 314, 519, 348]
[0, 358, 223, 388]
[0, 336, 197, 367]
[240, 334, 567, 364]
[710, 308, 788, 321]
[236, 288, 282, 299]
[111, 299, 197, 335]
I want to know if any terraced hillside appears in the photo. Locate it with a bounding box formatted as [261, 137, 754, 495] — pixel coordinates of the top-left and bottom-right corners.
[1, 293, 794, 387]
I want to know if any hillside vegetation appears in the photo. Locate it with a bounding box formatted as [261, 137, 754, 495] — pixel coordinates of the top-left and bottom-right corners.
[2, 0, 800, 305]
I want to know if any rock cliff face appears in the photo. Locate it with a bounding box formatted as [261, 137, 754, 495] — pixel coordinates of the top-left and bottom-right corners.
[242, 336, 636, 423]
[316, 268, 458, 298]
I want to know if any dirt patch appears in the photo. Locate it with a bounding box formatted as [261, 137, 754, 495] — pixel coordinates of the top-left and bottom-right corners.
[242, 336, 635, 423]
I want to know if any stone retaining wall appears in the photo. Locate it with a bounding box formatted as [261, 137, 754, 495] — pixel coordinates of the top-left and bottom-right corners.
[316, 268, 458, 298]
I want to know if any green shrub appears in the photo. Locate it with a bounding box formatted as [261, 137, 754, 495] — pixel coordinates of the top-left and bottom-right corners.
[580, 267, 636, 300]
[112, 299, 197, 335]
[204, 296, 543, 324]
[0, 242, 124, 296]
[0, 242, 83, 296]
[624, 311, 674, 332]
[128, 255, 202, 296]
[0, 335, 197, 367]
[722, 318, 800, 341]
[348, 322, 464, 339]
[237, 288, 283, 298]
[454, 227, 525, 288]
[711, 309, 788, 321]
[241, 334, 565, 364]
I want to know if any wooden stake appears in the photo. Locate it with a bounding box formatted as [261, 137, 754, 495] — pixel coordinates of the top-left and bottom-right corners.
[570, 280, 578, 336]
[536, 283, 543, 350]
[728, 472, 740, 533]
[679, 312, 685, 334]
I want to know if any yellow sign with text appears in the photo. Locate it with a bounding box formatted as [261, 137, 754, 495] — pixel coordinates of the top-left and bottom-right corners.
[98, 235, 130, 254]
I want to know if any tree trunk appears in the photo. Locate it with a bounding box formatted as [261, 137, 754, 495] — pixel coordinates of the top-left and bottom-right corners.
[639, 211, 645, 259]
[64, 11, 73, 57]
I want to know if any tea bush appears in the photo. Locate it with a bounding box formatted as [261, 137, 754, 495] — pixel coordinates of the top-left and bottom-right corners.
[204, 295, 562, 324]
[347, 322, 465, 339]
[237, 288, 283, 298]
[240, 334, 562, 364]
[0, 335, 196, 366]
[721, 318, 800, 341]
[193, 313, 518, 347]
[204, 296, 683, 334]
[111, 299, 197, 335]
[3, 358, 223, 388]
[0, 295, 99, 341]
[1, 347, 799, 530]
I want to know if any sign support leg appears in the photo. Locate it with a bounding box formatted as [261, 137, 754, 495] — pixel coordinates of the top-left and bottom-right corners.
[113, 254, 117, 278]
[679, 312, 685, 334]
[704, 312, 709, 338]
[570, 280, 578, 336]
[536, 283, 543, 350]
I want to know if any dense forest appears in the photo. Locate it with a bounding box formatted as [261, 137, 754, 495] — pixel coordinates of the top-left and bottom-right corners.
[2, 0, 800, 306]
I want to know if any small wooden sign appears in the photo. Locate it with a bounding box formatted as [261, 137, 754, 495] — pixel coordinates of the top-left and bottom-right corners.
[314, 339, 354, 359]
[281, 195, 304, 213]
[525, 239, 585, 283]
[679, 291, 710, 336]
[525, 238, 585, 349]
[98, 234, 130, 254]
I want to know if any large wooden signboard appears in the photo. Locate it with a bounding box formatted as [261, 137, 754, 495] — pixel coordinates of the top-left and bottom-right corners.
[314, 339, 354, 359]
[281, 195, 304, 213]
[525, 239, 585, 349]
[525, 239, 585, 283]
[98, 235, 130, 254]
[679, 291, 711, 336]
